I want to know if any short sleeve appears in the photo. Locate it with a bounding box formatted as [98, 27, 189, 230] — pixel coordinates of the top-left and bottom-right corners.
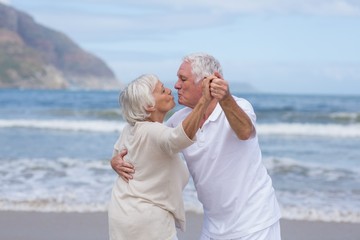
[157, 123, 195, 155]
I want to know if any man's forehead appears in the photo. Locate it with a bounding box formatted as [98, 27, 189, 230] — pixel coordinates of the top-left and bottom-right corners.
[177, 62, 191, 75]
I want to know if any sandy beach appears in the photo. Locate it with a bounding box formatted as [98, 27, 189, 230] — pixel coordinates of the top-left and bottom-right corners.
[1, 211, 359, 240]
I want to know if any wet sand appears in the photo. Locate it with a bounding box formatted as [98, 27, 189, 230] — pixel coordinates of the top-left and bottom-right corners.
[1, 211, 359, 240]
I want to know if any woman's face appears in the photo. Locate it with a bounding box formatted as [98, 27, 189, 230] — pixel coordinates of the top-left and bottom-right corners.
[152, 81, 175, 113]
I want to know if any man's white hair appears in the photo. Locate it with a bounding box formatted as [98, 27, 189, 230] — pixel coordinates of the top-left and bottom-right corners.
[183, 52, 223, 84]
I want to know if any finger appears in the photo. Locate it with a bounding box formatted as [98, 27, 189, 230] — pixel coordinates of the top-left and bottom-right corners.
[210, 79, 221, 89]
[202, 79, 211, 99]
[122, 172, 133, 180]
[202, 78, 210, 90]
[214, 71, 222, 79]
[119, 149, 128, 157]
[121, 165, 135, 173]
[202, 77, 210, 85]
[120, 175, 129, 183]
[117, 167, 134, 181]
[122, 161, 134, 169]
[210, 85, 218, 94]
[210, 76, 218, 84]
[210, 90, 216, 98]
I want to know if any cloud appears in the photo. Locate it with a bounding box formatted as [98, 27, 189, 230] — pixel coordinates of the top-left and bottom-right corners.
[22, 4, 234, 46]
[12, 0, 360, 44]
[113, 0, 360, 16]
[8, 0, 360, 94]
[15, 0, 360, 35]
[0, 0, 10, 4]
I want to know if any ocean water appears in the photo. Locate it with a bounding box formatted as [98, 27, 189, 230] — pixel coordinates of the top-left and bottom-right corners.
[0, 89, 359, 223]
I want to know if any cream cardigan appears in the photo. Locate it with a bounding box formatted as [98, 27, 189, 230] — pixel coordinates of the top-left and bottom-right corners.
[108, 122, 193, 240]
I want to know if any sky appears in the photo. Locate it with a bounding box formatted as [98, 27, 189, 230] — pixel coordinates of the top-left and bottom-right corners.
[3, 0, 360, 95]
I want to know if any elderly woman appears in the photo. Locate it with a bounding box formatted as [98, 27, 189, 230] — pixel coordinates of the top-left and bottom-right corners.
[108, 74, 211, 240]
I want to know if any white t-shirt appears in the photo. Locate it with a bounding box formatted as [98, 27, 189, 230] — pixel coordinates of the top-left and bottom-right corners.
[166, 96, 281, 239]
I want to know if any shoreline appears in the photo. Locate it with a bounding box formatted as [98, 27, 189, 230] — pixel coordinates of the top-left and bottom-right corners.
[1, 211, 360, 240]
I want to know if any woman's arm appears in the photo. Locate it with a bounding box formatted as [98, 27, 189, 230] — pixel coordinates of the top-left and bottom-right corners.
[181, 78, 212, 139]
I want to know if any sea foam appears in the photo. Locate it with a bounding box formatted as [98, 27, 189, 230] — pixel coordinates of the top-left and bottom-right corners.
[257, 123, 360, 137]
[1, 119, 360, 137]
[0, 119, 125, 132]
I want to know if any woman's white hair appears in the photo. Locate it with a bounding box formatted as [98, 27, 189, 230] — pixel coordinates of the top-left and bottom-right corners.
[119, 74, 158, 125]
[183, 52, 223, 84]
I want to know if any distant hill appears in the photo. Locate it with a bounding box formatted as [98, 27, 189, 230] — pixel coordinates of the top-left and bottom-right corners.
[0, 3, 121, 90]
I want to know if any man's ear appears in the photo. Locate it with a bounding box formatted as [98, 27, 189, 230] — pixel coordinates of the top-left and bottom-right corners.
[145, 105, 156, 112]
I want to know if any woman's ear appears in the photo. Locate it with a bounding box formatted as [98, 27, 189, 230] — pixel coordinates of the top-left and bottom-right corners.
[145, 105, 156, 112]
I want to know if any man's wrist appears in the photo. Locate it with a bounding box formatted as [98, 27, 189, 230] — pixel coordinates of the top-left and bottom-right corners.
[219, 93, 232, 105]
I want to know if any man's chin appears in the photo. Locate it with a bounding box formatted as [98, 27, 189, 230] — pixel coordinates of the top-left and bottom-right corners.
[177, 96, 188, 106]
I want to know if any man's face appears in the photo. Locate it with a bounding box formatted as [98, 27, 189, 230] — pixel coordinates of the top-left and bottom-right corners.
[175, 62, 203, 109]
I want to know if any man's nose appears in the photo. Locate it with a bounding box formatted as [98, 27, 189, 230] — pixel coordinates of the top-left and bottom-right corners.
[174, 79, 181, 89]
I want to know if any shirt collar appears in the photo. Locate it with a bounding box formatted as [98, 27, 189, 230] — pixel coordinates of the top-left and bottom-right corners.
[206, 102, 222, 123]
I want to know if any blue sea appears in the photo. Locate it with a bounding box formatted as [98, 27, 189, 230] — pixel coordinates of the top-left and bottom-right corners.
[1, 89, 359, 223]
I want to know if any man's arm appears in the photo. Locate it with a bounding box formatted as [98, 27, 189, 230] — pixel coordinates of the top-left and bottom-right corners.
[110, 149, 134, 182]
[208, 73, 254, 140]
[219, 94, 254, 140]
